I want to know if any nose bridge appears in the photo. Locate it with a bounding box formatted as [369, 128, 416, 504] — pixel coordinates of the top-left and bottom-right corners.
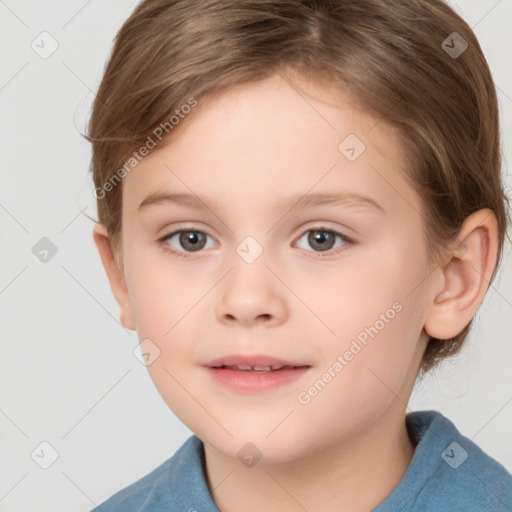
[214, 235, 287, 326]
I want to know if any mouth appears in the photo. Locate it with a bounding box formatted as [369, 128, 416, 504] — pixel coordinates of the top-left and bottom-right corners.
[211, 364, 306, 372]
[204, 354, 312, 392]
[204, 354, 309, 369]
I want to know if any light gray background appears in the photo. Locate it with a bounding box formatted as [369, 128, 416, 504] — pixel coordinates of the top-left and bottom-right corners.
[1, 1, 511, 510]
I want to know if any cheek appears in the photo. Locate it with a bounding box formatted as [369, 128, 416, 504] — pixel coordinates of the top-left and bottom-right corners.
[290, 299, 421, 451]
[123, 259, 207, 428]
[306, 241, 426, 400]
[125, 259, 208, 431]
[291, 243, 412, 343]
[124, 244, 202, 339]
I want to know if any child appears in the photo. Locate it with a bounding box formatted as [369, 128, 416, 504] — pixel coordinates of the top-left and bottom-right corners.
[87, 0, 512, 510]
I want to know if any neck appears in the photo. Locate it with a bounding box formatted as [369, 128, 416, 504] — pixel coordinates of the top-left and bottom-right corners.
[203, 404, 415, 512]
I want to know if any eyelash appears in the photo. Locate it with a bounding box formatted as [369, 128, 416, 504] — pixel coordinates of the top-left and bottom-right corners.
[157, 226, 354, 259]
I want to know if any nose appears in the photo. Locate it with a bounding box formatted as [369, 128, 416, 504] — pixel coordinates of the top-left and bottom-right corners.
[214, 258, 288, 328]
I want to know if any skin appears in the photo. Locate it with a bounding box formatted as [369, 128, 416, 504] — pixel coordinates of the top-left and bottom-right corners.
[93, 72, 498, 512]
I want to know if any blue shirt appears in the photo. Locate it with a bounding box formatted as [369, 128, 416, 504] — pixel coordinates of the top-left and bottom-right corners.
[90, 410, 512, 511]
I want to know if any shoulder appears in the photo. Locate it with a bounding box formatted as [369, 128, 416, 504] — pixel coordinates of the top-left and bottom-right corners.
[376, 410, 512, 512]
[417, 411, 512, 511]
[89, 435, 211, 512]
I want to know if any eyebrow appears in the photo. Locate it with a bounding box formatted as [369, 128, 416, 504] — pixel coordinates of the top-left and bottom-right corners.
[138, 190, 385, 214]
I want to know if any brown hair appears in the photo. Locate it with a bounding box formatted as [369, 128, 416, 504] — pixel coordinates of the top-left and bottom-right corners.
[85, 0, 510, 374]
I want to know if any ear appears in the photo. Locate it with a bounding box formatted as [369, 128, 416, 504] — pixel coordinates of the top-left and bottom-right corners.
[92, 223, 136, 331]
[424, 208, 499, 340]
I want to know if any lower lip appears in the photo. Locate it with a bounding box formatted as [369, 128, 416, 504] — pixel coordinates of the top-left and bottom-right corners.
[205, 366, 311, 392]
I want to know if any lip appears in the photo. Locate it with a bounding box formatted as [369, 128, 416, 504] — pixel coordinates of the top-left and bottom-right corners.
[204, 354, 312, 393]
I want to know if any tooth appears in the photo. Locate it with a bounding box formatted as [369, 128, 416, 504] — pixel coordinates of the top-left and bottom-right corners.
[251, 366, 272, 372]
[220, 364, 295, 372]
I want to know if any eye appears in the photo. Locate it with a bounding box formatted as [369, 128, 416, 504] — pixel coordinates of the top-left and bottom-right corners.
[158, 226, 353, 259]
[295, 227, 353, 255]
[159, 229, 216, 257]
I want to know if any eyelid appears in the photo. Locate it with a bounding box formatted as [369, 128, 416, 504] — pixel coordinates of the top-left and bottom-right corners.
[295, 221, 356, 241]
[156, 222, 216, 242]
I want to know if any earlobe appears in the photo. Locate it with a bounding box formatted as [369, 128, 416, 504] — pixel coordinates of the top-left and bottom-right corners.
[92, 223, 136, 331]
[424, 208, 498, 340]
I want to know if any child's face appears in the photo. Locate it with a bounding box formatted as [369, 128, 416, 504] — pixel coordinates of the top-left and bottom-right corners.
[117, 73, 433, 462]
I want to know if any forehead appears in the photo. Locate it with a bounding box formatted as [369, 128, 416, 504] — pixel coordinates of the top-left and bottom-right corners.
[122, 73, 417, 218]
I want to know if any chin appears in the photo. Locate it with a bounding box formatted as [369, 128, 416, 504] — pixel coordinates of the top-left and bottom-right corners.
[202, 428, 309, 466]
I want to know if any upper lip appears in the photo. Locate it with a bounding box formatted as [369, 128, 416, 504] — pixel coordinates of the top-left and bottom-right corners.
[204, 354, 310, 368]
